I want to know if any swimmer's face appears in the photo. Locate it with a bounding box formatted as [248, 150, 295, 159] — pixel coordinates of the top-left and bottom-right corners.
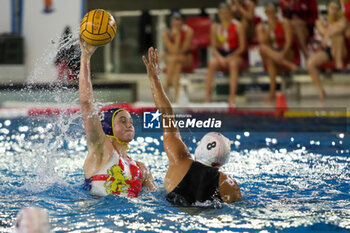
[113, 111, 135, 143]
[171, 17, 182, 29]
[218, 7, 232, 22]
[328, 2, 340, 17]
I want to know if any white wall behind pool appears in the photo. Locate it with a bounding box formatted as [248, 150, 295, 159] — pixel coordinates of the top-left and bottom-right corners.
[23, 0, 82, 83]
[0, 0, 11, 33]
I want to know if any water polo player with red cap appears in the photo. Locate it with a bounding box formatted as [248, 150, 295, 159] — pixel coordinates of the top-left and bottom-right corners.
[79, 38, 156, 197]
[143, 47, 241, 206]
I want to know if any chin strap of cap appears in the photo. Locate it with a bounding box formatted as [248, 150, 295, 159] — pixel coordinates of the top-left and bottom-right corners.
[115, 137, 129, 150]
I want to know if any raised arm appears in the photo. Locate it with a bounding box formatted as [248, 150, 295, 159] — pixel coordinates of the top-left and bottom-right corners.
[142, 48, 174, 125]
[142, 48, 191, 163]
[79, 38, 106, 152]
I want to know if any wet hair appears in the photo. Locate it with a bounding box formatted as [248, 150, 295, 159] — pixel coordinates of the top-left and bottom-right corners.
[328, 0, 341, 7]
[218, 2, 230, 10]
[265, 3, 278, 13]
[171, 11, 183, 20]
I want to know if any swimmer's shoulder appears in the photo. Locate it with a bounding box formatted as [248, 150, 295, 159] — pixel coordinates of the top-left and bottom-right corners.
[135, 161, 149, 178]
[84, 139, 114, 178]
[218, 172, 242, 203]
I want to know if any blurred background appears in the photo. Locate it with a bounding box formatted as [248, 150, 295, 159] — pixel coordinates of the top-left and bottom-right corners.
[0, 0, 347, 106]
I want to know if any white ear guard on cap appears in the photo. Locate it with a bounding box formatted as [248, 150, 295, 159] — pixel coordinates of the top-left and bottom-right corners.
[194, 132, 232, 168]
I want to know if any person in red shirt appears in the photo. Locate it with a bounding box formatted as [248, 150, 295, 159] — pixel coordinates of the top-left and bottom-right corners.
[256, 4, 297, 102]
[306, 1, 347, 101]
[280, 0, 318, 59]
[205, 3, 246, 106]
[162, 12, 194, 103]
[341, 0, 350, 38]
[227, 0, 257, 42]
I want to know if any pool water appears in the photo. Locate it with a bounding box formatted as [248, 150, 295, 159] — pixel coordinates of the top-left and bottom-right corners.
[0, 113, 349, 232]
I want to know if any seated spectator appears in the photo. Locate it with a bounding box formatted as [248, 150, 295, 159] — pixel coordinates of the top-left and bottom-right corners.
[205, 3, 246, 106]
[306, 1, 347, 101]
[341, 0, 350, 38]
[227, 0, 257, 42]
[162, 12, 194, 103]
[256, 4, 297, 102]
[280, 0, 318, 59]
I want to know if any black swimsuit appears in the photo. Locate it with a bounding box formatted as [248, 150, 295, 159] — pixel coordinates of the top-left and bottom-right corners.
[165, 161, 222, 206]
[324, 46, 333, 61]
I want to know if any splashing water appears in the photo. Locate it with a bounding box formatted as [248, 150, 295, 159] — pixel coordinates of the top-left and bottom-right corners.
[0, 114, 349, 232]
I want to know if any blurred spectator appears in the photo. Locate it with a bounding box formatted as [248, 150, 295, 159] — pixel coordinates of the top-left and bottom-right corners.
[162, 12, 194, 103]
[227, 0, 257, 43]
[341, 0, 350, 38]
[280, 0, 318, 59]
[256, 4, 297, 102]
[205, 3, 246, 106]
[306, 1, 346, 101]
[55, 26, 81, 82]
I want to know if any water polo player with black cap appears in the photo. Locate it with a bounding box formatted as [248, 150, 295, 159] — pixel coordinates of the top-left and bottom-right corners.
[79, 38, 156, 197]
[143, 47, 241, 206]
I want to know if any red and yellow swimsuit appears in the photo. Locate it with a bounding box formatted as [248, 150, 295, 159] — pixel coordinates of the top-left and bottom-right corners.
[84, 151, 143, 197]
[216, 19, 239, 53]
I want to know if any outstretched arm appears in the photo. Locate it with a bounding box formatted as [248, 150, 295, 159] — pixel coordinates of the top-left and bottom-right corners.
[142, 47, 174, 125]
[142, 47, 191, 164]
[79, 38, 105, 153]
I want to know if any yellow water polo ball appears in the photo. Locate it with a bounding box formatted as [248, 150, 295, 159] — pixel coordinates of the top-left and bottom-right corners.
[80, 9, 117, 46]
